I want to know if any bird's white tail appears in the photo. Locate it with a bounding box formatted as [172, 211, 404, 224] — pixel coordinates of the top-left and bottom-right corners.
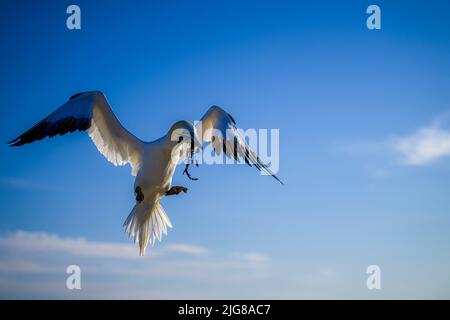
[123, 201, 172, 256]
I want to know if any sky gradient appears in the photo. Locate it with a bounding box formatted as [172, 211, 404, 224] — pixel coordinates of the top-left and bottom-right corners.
[1, 0, 450, 299]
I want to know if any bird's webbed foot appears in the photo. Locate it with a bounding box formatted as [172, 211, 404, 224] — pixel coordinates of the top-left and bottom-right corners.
[165, 186, 188, 196]
[135, 186, 144, 203]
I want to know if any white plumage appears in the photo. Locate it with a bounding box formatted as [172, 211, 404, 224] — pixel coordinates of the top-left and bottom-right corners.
[8, 91, 282, 255]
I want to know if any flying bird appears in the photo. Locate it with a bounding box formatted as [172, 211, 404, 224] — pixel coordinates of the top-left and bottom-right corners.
[8, 91, 282, 255]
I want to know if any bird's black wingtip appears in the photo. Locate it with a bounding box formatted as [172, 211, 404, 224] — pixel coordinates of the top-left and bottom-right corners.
[7, 138, 20, 147]
[273, 175, 285, 186]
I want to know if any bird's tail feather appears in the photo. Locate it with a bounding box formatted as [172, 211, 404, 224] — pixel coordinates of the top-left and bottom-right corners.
[123, 201, 172, 256]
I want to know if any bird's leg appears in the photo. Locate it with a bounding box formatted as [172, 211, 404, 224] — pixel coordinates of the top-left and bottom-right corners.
[135, 186, 144, 203]
[183, 162, 199, 181]
[165, 186, 188, 196]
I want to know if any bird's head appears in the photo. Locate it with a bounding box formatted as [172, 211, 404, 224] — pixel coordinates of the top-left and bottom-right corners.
[167, 120, 202, 152]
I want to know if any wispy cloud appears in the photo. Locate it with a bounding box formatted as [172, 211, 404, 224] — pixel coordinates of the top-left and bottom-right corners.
[338, 113, 450, 170]
[164, 243, 208, 255]
[392, 125, 450, 166]
[0, 231, 447, 299]
[0, 230, 207, 260]
[0, 230, 270, 298]
[231, 252, 269, 263]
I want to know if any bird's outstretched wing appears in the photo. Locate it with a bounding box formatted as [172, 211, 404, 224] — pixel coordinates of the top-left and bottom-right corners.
[195, 105, 283, 184]
[8, 91, 144, 176]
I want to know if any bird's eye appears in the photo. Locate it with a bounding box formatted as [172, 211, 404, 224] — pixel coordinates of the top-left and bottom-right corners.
[178, 136, 183, 143]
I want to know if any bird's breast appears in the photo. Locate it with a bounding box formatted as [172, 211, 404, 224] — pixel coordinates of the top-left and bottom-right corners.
[134, 148, 177, 197]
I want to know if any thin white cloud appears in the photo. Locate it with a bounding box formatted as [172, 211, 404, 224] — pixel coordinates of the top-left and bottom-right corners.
[392, 126, 450, 165]
[0, 230, 270, 298]
[165, 243, 208, 255]
[338, 113, 450, 169]
[0, 230, 207, 260]
[231, 252, 269, 263]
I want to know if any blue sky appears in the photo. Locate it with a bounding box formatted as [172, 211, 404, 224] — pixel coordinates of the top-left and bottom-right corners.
[1, 0, 450, 298]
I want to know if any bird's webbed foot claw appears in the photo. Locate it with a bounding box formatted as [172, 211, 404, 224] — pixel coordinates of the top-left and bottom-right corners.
[165, 186, 188, 196]
[135, 186, 144, 203]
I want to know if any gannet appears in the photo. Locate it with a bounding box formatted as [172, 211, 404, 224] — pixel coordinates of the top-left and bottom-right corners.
[8, 91, 282, 255]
